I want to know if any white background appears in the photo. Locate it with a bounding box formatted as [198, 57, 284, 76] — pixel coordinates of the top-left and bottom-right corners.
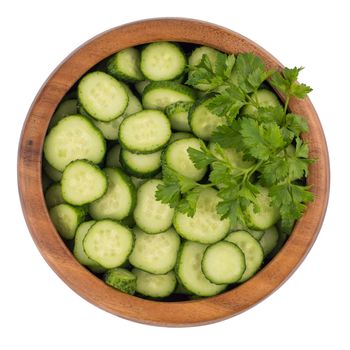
[1, 0, 348, 349]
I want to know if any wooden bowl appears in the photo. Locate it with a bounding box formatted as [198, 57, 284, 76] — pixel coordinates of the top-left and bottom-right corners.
[18, 18, 329, 327]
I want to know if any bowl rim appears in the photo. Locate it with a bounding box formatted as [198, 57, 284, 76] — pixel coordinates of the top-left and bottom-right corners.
[17, 17, 330, 327]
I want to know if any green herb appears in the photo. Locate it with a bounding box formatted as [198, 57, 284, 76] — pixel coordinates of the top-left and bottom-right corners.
[156, 53, 315, 232]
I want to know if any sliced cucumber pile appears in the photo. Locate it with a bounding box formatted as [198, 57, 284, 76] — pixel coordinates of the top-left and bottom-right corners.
[43, 41, 297, 300]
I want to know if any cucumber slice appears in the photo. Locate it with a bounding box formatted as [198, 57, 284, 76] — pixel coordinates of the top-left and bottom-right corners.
[44, 115, 106, 172]
[245, 185, 280, 230]
[45, 183, 65, 208]
[78, 71, 128, 121]
[169, 132, 193, 143]
[164, 138, 207, 181]
[43, 159, 62, 182]
[135, 80, 150, 95]
[189, 98, 227, 141]
[107, 47, 144, 82]
[120, 149, 162, 178]
[141, 42, 186, 81]
[133, 179, 174, 234]
[104, 268, 136, 295]
[105, 144, 121, 168]
[173, 188, 230, 244]
[188, 46, 220, 67]
[176, 241, 227, 297]
[83, 220, 134, 269]
[49, 203, 85, 240]
[129, 227, 180, 274]
[61, 160, 107, 206]
[225, 230, 264, 282]
[119, 110, 171, 153]
[132, 268, 177, 298]
[89, 167, 136, 221]
[49, 99, 77, 129]
[73, 220, 98, 266]
[241, 89, 281, 117]
[259, 226, 279, 256]
[202, 241, 246, 284]
[165, 101, 193, 132]
[142, 81, 196, 111]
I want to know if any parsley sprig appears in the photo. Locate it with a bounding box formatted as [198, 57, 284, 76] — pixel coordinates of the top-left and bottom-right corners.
[156, 51, 315, 233]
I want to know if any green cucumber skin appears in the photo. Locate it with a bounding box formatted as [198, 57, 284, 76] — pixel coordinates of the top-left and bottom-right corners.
[107, 48, 144, 83]
[119, 150, 161, 179]
[104, 268, 137, 295]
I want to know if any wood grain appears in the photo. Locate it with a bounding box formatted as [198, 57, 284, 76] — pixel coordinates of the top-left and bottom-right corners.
[17, 18, 330, 327]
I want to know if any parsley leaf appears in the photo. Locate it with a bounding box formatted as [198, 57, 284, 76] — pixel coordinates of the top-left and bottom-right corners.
[211, 122, 242, 149]
[270, 67, 312, 99]
[232, 53, 267, 93]
[186, 53, 236, 91]
[207, 85, 246, 122]
[269, 183, 314, 231]
[187, 146, 216, 169]
[155, 183, 181, 208]
[176, 187, 202, 217]
[240, 119, 285, 160]
[155, 166, 198, 209]
[285, 113, 309, 136]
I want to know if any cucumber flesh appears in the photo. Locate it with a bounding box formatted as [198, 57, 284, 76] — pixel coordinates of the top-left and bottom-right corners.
[78, 71, 128, 121]
[129, 227, 180, 274]
[83, 220, 134, 269]
[164, 137, 207, 181]
[132, 268, 177, 298]
[202, 241, 246, 284]
[133, 179, 174, 234]
[165, 101, 193, 132]
[189, 98, 227, 141]
[259, 226, 279, 256]
[61, 160, 108, 206]
[119, 110, 171, 153]
[141, 42, 186, 81]
[225, 230, 264, 282]
[142, 81, 195, 111]
[245, 185, 280, 230]
[120, 149, 162, 178]
[44, 115, 106, 172]
[173, 188, 230, 244]
[89, 168, 136, 221]
[49, 203, 85, 240]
